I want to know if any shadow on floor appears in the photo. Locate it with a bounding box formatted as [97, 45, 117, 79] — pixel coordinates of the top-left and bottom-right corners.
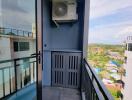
[42, 86, 81, 100]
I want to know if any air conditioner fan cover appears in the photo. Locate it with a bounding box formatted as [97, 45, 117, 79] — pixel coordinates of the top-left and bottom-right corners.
[54, 2, 68, 17]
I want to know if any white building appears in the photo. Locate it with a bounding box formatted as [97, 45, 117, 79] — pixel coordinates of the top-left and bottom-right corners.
[0, 31, 36, 97]
[0, 33, 36, 61]
[124, 36, 132, 100]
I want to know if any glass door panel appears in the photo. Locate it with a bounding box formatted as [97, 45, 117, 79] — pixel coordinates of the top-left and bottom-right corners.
[0, 0, 37, 99]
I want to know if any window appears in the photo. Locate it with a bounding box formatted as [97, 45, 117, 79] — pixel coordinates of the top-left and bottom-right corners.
[128, 43, 132, 51]
[14, 42, 19, 51]
[14, 42, 29, 52]
[125, 57, 127, 64]
[125, 44, 127, 50]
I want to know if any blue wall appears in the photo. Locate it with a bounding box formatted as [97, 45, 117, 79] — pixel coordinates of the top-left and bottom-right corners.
[42, 0, 85, 86]
[42, 51, 51, 86]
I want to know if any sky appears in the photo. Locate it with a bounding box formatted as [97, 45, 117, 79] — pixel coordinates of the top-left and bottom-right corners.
[0, 0, 35, 31]
[0, 0, 132, 44]
[89, 0, 132, 44]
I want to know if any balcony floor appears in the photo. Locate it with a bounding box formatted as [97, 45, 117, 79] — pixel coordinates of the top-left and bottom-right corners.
[42, 87, 81, 100]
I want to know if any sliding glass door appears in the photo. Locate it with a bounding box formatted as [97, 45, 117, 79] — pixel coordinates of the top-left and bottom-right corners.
[0, 0, 42, 99]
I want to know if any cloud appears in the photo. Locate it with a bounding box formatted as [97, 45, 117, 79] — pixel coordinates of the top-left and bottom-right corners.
[1, 0, 27, 13]
[89, 0, 132, 44]
[0, 0, 35, 31]
[89, 20, 132, 44]
[90, 0, 132, 19]
[116, 26, 132, 39]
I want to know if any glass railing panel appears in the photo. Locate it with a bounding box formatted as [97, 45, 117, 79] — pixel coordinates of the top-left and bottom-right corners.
[16, 57, 36, 90]
[0, 61, 14, 98]
[4, 68, 10, 95]
[0, 0, 36, 99]
[0, 70, 3, 98]
[0, 56, 36, 99]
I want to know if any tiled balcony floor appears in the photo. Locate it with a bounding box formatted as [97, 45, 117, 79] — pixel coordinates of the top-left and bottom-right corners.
[42, 87, 81, 100]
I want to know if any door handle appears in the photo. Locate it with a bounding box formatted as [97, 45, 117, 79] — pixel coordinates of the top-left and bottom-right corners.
[31, 51, 41, 63]
[31, 53, 40, 56]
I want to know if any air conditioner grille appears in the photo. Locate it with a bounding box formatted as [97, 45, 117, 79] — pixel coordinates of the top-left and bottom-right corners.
[53, 2, 68, 17]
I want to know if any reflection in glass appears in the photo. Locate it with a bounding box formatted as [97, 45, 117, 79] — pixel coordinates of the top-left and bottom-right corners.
[0, 0, 36, 99]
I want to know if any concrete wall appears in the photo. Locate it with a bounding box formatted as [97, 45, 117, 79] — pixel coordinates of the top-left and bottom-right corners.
[11, 38, 36, 58]
[0, 36, 12, 60]
[0, 36, 36, 61]
[124, 51, 132, 100]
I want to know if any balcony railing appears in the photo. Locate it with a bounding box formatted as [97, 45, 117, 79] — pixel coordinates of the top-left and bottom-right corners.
[0, 56, 113, 100]
[0, 27, 33, 37]
[0, 56, 36, 99]
[81, 59, 114, 100]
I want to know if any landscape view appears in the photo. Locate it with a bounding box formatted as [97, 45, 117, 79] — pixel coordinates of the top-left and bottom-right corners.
[0, 0, 132, 100]
[87, 44, 125, 100]
[88, 0, 132, 99]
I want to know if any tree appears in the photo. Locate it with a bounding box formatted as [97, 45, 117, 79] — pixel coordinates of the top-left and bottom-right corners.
[118, 67, 125, 80]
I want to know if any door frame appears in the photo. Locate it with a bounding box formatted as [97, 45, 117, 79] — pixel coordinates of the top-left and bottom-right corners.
[36, 0, 43, 99]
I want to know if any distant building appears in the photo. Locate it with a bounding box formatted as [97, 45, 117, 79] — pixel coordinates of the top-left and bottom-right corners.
[32, 23, 36, 38]
[124, 35, 132, 100]
[0, 30, 36, 61]
[106, 60, 120, 69]
[90, 47, 104, 54]
[107, 51, 124, 60]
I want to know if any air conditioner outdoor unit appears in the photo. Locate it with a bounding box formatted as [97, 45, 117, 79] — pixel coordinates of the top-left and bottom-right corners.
[52, 0, 78, 22]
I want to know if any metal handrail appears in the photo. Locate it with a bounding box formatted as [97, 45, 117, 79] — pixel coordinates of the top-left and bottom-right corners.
[81, 59, 114, 100]
[0, 56, 36, 64]
[0, 27, 33, 37]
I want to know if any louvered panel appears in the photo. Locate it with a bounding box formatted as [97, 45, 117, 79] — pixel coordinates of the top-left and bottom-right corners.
[52, 52, 65, 87]
[66, 53, 81, 88]
[52, 52, 81, 88]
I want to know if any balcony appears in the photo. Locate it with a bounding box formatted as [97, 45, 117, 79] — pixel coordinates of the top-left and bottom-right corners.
[0, 27, 34, 38]
[0, 56, 113, 100]
[0, 56, 37, 100]
[0, 0, 114, 100]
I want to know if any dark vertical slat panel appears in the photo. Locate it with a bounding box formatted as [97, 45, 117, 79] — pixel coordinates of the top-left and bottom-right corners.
[55, 55, 56, 68]
[69, 56, 70, 69]
[70, 72, 71, 85]
[62, 56, 63, 68]
[60, 55, 61, 69]
[61, 72, 63, 84]
[21, 71, 22, 88]
[29, 65, 31, 84]
[72, 56, 73, 69]
[33, 62, 35, 82]
[55, 71, 56, 83]
[60, 71, 62, 84]
[9, 67, 11, 94]
[59, 71, 60, 85]
[14, 60, 17, 92]
[73, 56, 76, 70]
[57, 55, 58, 69]
[76, 73, 77, 86]
[2, 70, 5, 97]
[52, 52, 81, 88]
[58, 71, 60, 85]
[56, 71, 58, 84]
[73, 72, 75, 86]
[76, 57, 78, 69]
[71, 72, 73, 86]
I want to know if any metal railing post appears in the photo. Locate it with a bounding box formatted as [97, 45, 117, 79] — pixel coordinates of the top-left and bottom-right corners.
[81, 59, 114, 100]
[0, 56, 36, 99]
[2, 69, 5, 97]
[14, 59, 18, 92]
